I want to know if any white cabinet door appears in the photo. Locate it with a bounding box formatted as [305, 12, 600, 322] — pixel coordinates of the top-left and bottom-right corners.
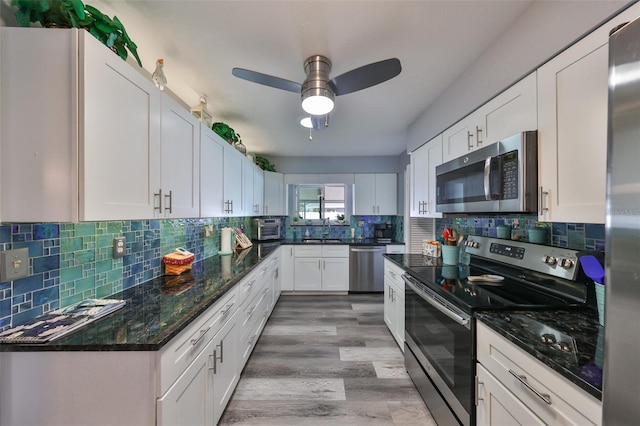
[280, 245, 295, 291]
[393, 284, 404, 348]
[242, 159, 255, 216]
[479, 72, 537, 146]
[82, 31, 162, 221]
[442, 109, 482, 163]
[322, 257, 349, 291]
[212, 315, 238, 425]
[375, 174, 397, 215]
[354, 174, 397, 215]
[253, 166, 264, 216]
[157, 339, 215, 426]
[294, 258, 322, 291]
[410, 134, 442, 218]
[263, 171, 285, 216]
[223, 145, 243, 216]
[536, 5, 639, 224]
[160, 94, 201, 218]
[384, 276, 395, 331]
[200, 125, 225, 217]
[476, 364, 544, 426]
[354, 174, 377, 215]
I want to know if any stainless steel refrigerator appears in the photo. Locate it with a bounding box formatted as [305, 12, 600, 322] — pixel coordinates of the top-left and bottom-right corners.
[603, 14, 640, 425]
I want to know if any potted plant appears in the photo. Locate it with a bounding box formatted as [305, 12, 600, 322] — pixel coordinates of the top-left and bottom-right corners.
[336, 214, 345, 224]
[11, 0, 142, 67]
[211, 122, 239, 145]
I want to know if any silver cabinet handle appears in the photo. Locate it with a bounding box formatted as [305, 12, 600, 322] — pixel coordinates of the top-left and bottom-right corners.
[164, 190, 173, 214]
[476, 125, 483, 147]
[191, 327, 211, 345]
[508, 369, 552, 405]
[154, 189, 162, 213]
[467, 131, 474, 150]
[209, 353, 217, 373]
[539, 186, 549, 214]
[318, 260, 321, 269]
[216, 340, 224, 364]
[222, 302, 235, 316]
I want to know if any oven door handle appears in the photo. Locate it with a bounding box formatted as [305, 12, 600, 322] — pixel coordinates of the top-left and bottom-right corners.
[402, 274, 470, 328]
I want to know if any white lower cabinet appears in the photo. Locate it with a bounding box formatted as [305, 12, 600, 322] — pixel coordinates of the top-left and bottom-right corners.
[476, 322, 601, 426]
[280, 245, 295, 291]
[293, 245, 349, 292]
[383, 259, 404, 349]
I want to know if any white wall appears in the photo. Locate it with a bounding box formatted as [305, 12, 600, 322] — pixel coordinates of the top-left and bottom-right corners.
[406, 0, 634, 153]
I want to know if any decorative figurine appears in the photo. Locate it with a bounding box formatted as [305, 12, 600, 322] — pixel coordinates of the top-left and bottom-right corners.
[152, 58, 167, 90]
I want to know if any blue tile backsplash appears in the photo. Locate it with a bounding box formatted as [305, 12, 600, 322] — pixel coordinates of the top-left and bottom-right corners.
[436, 215, 605, 251]
[0, 211, 601, 330]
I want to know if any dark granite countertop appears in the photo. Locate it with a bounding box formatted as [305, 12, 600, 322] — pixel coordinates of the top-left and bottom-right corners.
[476, 310, 603, 400]
[0, 245, 274, 352]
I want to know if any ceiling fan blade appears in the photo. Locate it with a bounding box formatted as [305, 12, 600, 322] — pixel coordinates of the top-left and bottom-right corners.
[330, 58, 401, 96]
[232, 68, 302, 93]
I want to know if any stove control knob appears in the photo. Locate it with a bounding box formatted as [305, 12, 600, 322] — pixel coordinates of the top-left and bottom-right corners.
[559, 258, 575, 269]
[543, 255, 557, 266]
[472, 242, 480, 249]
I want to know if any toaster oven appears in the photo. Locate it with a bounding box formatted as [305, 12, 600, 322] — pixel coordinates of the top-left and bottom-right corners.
[251, 218, 281, 241]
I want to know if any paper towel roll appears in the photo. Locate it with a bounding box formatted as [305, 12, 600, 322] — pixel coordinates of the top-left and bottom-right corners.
[220, 228, 233, 254]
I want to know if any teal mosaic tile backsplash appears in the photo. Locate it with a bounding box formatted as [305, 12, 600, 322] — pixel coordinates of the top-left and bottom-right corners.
[436, 215, 605, 251]
[0, 217, 253, 329]
[283, 215, 404, 241]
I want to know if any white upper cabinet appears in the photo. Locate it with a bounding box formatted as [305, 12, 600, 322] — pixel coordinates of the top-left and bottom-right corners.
[263, 171, 285, 216]
[410, 134, 442, 218]
[354, 173, 397, 215]
[222, 144, 244, 216]
[241, 161, 264, 216]
[253, 165, 264, 216]
[442, 72, 537, 163]
[1, 27, 161, 222]
[537, 3, 640, 224]
[200, 125, 225, 217]
[159, 94, 200, 218]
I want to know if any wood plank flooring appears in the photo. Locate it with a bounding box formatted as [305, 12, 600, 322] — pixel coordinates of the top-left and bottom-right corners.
[219, 294, 436, 425]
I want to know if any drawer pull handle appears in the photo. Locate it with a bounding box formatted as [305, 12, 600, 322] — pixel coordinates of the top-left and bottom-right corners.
[209, 352, 217, 374]
[216, 340, 224, 364]
[191, 327, 210, 346]
[222, 303, 235, 315]
[508, 369, 552, 405]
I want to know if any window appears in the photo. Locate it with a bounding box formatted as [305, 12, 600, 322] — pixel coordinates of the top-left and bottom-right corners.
[290, 183, 350, 223]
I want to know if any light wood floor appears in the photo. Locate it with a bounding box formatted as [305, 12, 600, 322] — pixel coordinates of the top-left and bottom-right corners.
[219, 294, 435, 425]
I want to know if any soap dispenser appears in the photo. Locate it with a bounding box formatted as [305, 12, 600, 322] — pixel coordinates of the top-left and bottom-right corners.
[304, 229, 310, 239]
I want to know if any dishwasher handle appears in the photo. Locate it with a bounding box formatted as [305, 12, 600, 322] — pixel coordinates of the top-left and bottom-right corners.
[349, 247, 386, 252]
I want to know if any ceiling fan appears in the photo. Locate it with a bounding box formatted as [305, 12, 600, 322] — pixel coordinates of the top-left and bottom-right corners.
[232, 55, 402, 131]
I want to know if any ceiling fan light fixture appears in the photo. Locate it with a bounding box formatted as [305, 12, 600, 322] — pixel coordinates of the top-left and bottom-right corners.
[300, 117, 313, 128]
[301, 91, 334, 115]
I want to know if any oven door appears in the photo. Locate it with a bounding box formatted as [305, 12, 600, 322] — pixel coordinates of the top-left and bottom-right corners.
[403, 274, 473, 426]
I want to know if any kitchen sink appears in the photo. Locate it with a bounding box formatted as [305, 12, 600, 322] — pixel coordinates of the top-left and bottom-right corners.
[302, 239, 344, 244]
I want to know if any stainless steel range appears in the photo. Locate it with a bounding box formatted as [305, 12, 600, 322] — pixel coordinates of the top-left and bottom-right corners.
[401, 236, 592, 426]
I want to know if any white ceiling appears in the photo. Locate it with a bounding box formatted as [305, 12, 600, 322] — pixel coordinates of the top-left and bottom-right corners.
[1, 1, 625, 158]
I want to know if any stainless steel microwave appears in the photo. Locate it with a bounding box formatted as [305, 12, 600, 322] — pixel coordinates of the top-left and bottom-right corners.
[435, 131, 538, 214]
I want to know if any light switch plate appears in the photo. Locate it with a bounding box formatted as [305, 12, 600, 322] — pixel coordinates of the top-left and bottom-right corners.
[0, 248, 30, 282]
[113, 237, 126, 259]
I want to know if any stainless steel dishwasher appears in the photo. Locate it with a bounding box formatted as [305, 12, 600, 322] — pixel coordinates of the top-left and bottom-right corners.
[349, 245, 385, 292]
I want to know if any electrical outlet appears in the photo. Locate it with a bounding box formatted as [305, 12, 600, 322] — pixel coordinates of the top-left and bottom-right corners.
[0, 248, 29, 281]
[113, 237, 126, 259]
[205, 225, 214, 237]
[358, 221, 365, 227]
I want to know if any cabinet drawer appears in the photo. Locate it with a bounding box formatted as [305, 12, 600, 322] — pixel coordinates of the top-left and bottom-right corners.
[159, 288, 237, 394]
[239, 287, 272, 366]
[477, 322, 601, 425]
[294, 245, 322, 257]
[384, 259, 404, 286]
[237, 264, 269, 308]
[321, 245, 349, 257]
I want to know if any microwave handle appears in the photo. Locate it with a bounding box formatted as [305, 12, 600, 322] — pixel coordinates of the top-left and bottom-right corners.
[484, 156, 492, 200]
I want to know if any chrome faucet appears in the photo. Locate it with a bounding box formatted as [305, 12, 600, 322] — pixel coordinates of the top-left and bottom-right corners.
[322, 218, 331, 238]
